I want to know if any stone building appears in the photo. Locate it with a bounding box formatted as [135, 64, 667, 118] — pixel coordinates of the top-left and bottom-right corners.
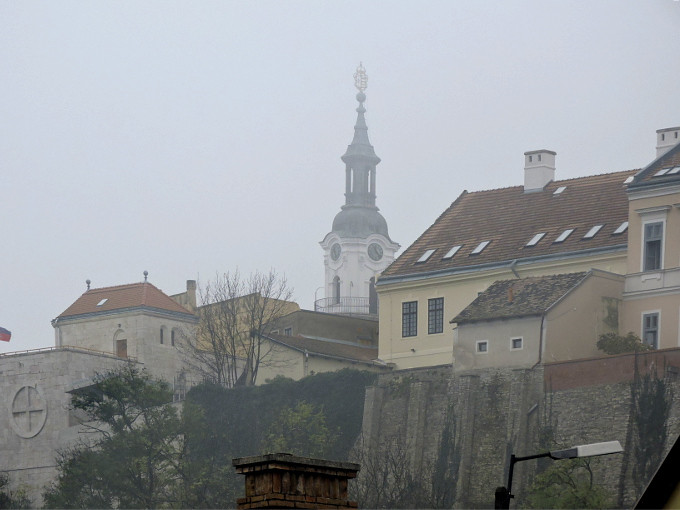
[318, 64, 399, 317]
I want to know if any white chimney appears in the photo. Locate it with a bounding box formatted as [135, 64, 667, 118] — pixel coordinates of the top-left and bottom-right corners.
[524, 150, 556, 192]
[656, 127, 680, 158]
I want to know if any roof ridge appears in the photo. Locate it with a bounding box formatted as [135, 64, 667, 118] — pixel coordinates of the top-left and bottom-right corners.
[466, 169, 638, 195]
[84, 282, 149, 294]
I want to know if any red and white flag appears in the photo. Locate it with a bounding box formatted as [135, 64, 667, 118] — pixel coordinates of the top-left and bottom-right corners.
[0, 327, 11, 342]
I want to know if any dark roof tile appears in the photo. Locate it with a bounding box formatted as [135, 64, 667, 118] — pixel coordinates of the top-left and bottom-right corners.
[452, 272, 588, 324]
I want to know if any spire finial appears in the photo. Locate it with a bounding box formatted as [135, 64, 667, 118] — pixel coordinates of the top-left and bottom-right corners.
[143, 270, 148, 282]
[86, 279, 91, 290]
[354, 62, 367, 93]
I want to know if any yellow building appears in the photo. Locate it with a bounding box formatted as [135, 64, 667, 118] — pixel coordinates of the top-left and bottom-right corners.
[622, 127, 680, 349]
[377, 150, 635, 370]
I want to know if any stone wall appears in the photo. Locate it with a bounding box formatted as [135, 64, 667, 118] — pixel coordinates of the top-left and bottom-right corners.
[0, 347, 136, 506]
[359, 349, 680, 508]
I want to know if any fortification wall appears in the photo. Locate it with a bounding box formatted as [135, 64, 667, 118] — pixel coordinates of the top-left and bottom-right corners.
[360, 349, 680, 508]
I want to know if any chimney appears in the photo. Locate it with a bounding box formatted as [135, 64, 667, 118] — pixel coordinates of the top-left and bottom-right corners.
[524, 150, 556, 192]
[656, 127, 680, 158]
[186, 280, 197, 310]
[233, 453, 359, 509]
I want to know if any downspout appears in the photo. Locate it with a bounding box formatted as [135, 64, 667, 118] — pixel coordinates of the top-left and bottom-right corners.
[303, 349, 309, 377]
[509, 259, 521, 279]
[532, 314, 547, 369]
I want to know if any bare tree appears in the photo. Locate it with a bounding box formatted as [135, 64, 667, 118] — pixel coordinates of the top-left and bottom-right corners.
[181, 269, 296, 387]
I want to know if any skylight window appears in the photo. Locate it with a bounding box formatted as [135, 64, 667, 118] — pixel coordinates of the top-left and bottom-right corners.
[583, 225, 603, 239]
[613, 221, 628, 235]
[654, 168, 670, 177]
[442, 245, 462, 259]
[624, 176, 634, 184]
[470, 241, 490, 255]
[526, 233, 546, 247]
[96, 298, 108, 306]
[554, 229, 574, 243]
[416, 249, 436, 263]
[668, 166, 680, 175]
[553, 186, 566, 195]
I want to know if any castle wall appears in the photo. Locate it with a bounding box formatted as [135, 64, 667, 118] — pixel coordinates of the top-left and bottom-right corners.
[360, 349, 680, 508]
[0, 348, 135, 506]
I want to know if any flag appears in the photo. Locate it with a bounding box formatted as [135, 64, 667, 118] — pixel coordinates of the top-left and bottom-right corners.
[0, 327, 11, 342]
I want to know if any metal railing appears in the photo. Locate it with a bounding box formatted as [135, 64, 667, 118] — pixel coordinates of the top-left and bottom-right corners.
[314, 296, 378, 317]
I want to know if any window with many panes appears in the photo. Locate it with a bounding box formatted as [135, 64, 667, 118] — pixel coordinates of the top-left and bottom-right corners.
[642, 313, 659, 349]
[428, 298, 444, 334]
[644, 222, 663, 271]
[402, 301, 417, 337]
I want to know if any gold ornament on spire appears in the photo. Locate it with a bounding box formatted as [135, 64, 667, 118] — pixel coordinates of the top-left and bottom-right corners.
[354, 62, 368, 93]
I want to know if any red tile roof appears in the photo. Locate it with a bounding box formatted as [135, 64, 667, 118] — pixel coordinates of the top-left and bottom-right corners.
[266, 333, 378, 363]
[381, 170, 636, 281]
[57, 282, 196, 319]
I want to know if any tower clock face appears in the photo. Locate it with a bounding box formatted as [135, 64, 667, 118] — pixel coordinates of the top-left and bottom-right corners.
[368, 243, 383, 261]
[330, 243, 342, 261]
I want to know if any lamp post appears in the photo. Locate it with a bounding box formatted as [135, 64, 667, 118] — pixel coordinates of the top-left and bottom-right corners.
[495, 441, 623, 509]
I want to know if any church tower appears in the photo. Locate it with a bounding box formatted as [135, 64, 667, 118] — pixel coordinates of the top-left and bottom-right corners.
[318, 64, 400, 316]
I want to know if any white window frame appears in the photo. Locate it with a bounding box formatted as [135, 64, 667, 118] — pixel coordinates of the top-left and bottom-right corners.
[641, 310, 661, 349]
[510, 337, 523, 350]
[476, 340, 489, 354]
[637, 207, 669, 273]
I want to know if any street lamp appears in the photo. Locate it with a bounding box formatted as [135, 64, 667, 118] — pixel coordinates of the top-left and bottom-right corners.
[495, 440, 623, 509]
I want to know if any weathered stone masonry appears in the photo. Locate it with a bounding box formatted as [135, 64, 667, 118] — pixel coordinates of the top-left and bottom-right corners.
[359, 349, 680, 508]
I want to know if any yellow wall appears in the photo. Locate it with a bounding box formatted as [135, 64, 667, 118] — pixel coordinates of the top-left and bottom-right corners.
[626, 190, 680, 273]
[378, 252, 627, 370]
[544, 271, 623, 362]
[623, 187, 680, 349]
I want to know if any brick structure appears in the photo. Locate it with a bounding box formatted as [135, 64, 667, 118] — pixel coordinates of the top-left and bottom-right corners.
[232, 453, 359, 509]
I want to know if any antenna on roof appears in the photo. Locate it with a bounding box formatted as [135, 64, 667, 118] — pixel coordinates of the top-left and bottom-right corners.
[86, 279, 91, 290]
[143, 270, 148, 282]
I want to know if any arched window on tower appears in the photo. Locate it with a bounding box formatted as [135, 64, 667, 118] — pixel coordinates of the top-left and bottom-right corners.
[333, 276, 341, 305]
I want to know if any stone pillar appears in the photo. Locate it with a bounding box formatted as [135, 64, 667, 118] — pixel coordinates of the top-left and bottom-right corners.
[233, 453, 359, 509]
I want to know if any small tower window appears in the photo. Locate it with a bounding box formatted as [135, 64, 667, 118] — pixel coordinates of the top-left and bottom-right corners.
[333, 276, 340, 304]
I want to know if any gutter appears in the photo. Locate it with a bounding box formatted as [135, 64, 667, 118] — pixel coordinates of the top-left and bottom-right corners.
[377, 245, 626, 287]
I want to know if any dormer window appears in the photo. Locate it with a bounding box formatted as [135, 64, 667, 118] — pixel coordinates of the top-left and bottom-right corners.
[583, 225, 603, 239]
[416, 249, 436, 263]
[526, 233, 546, 247]
[442, 245, 461, 260]
[471, 241, 490, 255]
[554, 229, 574, 243]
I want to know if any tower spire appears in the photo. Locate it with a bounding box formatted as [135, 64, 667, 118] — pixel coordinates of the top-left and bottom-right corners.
[342, 63, 380, 208]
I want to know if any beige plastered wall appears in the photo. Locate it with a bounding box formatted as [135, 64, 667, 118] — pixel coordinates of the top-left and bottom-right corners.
[454, 316, 541, 371]
[378, 251, 627, 370]
[543, 271, 624, 362]
[624, 188, 680, 349]
[626, 189, 680, 272]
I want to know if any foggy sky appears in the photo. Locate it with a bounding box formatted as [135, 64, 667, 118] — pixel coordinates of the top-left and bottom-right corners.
[1, 1, 679, 352]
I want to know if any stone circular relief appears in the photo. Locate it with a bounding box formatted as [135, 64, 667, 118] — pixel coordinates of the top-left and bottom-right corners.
[9, 385, 48, 439]
[330, 243, 342, 261]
